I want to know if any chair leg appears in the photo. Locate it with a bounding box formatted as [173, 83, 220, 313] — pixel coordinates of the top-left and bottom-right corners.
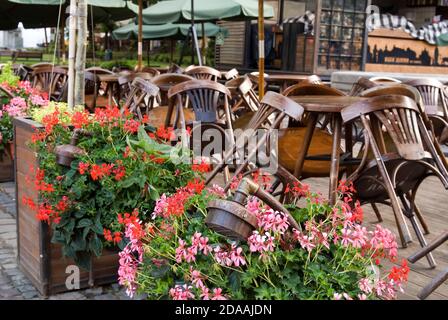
[417, 268, 448, 300]
[371, 203, 383, 222]
[399, 194, 436, 268]
[406, 192, 430, 235]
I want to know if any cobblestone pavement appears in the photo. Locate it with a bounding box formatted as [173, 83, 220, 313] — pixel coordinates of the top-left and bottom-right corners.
[0, 182, 142, 300]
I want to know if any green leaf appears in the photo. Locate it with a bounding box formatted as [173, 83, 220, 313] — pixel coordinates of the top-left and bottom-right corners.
[66, 219, 76, 233]
[82, 226, 91, 239]
[148, 184, 159, 201]
[228, 271, 241, 292]
[89, 235, 103, 257]
[91, 218, 103, 235]
[72, 234, 87, 251]
[51, 230, 65, 243]
[77, 219, 93, 228]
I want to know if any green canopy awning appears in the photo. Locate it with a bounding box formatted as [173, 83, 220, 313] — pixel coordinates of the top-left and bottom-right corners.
[137, 0, 274, 25]
[112, 22, 227, 40]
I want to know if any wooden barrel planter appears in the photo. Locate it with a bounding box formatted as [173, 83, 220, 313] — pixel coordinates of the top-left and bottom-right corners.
[13, 117, 119, 296]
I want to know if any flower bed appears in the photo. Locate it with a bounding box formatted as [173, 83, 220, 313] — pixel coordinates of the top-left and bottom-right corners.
[0, 63, 49, 181]
[16, 103, 207, 295]
[118, 180, 409, 300]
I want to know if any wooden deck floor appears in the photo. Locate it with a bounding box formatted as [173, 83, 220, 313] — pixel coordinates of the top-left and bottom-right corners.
[303, 175, 448, 300]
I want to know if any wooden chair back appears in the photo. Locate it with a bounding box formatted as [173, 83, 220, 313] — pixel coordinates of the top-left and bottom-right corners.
[31, 66, 68, 101]
[168, 63, 183, 74]
[343, 95, 427, 160]
[168, 79, 231, 123]
[361, 84, 448, 172]
[84, 71, 101, 110]
[138, 66, 161, 77]
[30, 62, 53, 69]
[185, 66, 221, 81]
[224, 68, 239, 80]
[122, 78, 160, 120]
[406, 78, 448, 119]
[225, 75, 260, 113]
[348, 77, 378, 96]
[342, 95, 448, 179]
[118, 73, 153, 102]
[247, 91, 303, 130]
[12, 64, 33, 81]
[151, 73, 194, 89]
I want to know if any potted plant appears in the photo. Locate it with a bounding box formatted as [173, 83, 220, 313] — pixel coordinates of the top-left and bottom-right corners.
[16, 104, 202, 296]
[117, 177, 409, 300]
[1, 63, 49, 181]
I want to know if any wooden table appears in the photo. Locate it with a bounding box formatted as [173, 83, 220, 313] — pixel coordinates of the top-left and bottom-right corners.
[289, 95, 366, 204]
[97, 74, 119, 106]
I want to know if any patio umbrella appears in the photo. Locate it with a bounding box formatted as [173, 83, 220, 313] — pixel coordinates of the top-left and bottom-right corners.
[139, 0, 274, 24]
[6, 0, 136, 26]
[0, 1, 67, 29]
[112, 22, 227, 40]
[136, 0, 273, 65]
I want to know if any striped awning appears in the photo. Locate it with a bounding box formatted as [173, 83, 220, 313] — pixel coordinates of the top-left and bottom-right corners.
[367, 13, 448, 45]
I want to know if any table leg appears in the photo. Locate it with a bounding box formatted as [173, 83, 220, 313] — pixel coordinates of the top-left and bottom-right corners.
[293, 112, 318, 178]
[329, 115, 341, 205]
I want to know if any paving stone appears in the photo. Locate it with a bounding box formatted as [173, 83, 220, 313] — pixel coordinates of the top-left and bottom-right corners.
[0, 225, 15, 233]
[2, 263, 18, 270]
[22, 291, 38, 299]
[0, 220, 15, 225]
[16, 284, 36, 293]
[111, 283, 121, 292]
[84, 287, 103, 295]
[49, 292, 87, 300]
[0, 288, 20, 298]
[93, 293, 118, 300]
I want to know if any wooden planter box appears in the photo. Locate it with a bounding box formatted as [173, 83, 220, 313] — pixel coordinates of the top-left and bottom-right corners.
[14, 117, 119, 296]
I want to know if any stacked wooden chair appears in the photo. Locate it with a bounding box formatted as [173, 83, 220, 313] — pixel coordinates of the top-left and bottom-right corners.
[225, 75, 260, 129]
[150, 73, 195, 128]
[204, 91, 305, 196]
[121, 78, 159, 121]
[359, 84, 448, 232]
[168, 80, 235, 184]
[138, 66, 161, 77]
[223, 68, 239, 81]
[341, 95, 448, 267]
[31, 66, 68, 102]
[348, 77, 378, 97]
[406, 79, 448, 149]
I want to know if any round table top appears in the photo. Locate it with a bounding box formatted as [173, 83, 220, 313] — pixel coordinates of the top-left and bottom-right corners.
[290, 95, 366, 113]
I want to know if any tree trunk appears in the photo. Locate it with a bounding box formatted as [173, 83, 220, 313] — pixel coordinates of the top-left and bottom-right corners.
[67, 0, 77, 109]
[74, 0, 87, 106]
